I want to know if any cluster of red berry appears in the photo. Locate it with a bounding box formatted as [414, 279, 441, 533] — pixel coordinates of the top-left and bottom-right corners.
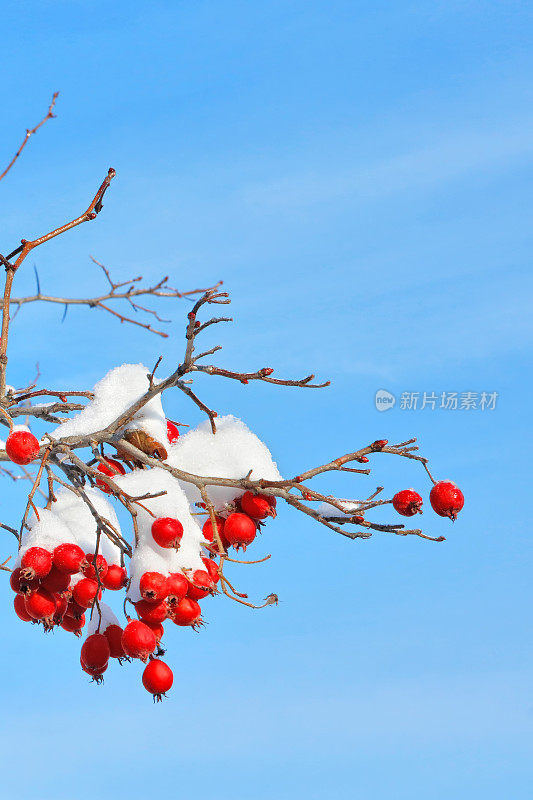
[392, 481, 464, 520]
[201, 491, 277, 552]
[5, 416, 462, 700]
[9, 486, 276, 700]
[10, 543, 127, 654]
[113, 491, 277, 699]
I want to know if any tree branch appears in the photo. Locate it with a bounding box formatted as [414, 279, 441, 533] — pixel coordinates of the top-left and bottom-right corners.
[0, 167, 116, 397]
[0, 92, 59, 183]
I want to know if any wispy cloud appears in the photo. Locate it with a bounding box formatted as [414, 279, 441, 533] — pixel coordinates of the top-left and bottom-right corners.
[242, 123, 533, 209]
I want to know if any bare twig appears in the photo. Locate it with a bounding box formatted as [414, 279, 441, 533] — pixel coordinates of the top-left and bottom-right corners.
[0, 167, 116, 397]
[0, 92, 59, 183]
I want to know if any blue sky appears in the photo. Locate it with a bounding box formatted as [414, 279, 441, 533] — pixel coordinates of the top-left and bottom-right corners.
[1, 2, 532, 798]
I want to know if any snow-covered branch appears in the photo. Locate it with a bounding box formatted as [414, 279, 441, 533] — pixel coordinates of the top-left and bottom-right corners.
[0, 99, 464, 698]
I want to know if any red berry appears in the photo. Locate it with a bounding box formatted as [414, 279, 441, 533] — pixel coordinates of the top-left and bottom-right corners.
[102, 564, 127, 591]
[224, 512, 256, 551]
[20, 546, 52, 579]
[121, 619, 157, 661]
[430, 481, 464, 520]
[95, 458, 125, 493]
[81, 633, 110, 671]
[9, 567, 39, 594]
[135, 599, 169, 624]
[53, 593, 69, 623]
[142, 659, 173, 701]
[187, 569, 215, 601]
[61, 614, 86, 635]
[14, 594, 33, 622]
[52, 543, 86, 574]
[67, 599, 86, 620]
[103, 624, 125, 659]
[143, 620, 165, 642]
[81, 659, 108, 682]
[202, 515, 227, 545]
[171, 597, 202, 628]
[24, 588, 56, 622]
[72, 578, 99, 609]
[9, 568, 21, 593]
[166, 420, 180, 443]
[201, 557, 220, 584]
[392, 489, 423, 517]
[151, 517, 183, 548]
[166, 573, 188, 605]
[6, 430, 40, 465]
[240, 492, 275, 520]
[139, 571, 168, 601]
[42, 565, 71, 595]
[83, 553, 108, 581]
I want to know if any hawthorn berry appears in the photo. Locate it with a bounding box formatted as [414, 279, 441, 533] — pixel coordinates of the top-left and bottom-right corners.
[42, 565, 71, 595]
[67, 599, 86, 620]
[20, 547, 52, 580]
[101, 564, 127, 591]
[24, 588, 56, 623]
[224, 512, 257, 551]
[6, 430, 40, 465]
[187, 569, 215, 601]
[151, 517, 183, 548]
[135, 599, 169, 624]
[392, 489, 423, 517]
[430, 481, 464, 520]
[9, 568, 23, 593]
[166, 420, 180, 443]
[240, 492, 276, 520]
[9, 567, 39, 595]
[142, 659, 173, 701]
[171, 597, 202, 628]
[14, 594, 33, 622]
[95, 458, 126, 493]
[53, 594, 69, 623]
[201, 557, 220, 584]
[83, 553, 108, 581]
[121, 619, 157, 661]
[60, 614, 86, 635]
[143, 620, 165, 642]
[166, 573, 188, 605]
[81, 633, 110, 671]
[104, 624, 126, 659]
[52, 543, 86, 575]
[201, 515, 229, 548]
[81, 659, 108, 682]
[139, 571, 168, 602]
[72, 578, 99, 609]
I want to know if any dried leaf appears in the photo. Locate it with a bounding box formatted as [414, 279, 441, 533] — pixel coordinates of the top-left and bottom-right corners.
[119, 429, 168, 462]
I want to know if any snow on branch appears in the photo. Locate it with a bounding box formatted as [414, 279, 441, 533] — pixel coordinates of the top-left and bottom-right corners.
[0, 99, 463, 697]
